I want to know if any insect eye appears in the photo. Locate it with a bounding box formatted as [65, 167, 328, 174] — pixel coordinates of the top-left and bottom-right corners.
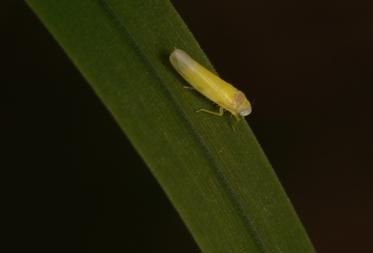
[240, 109, 251, 117]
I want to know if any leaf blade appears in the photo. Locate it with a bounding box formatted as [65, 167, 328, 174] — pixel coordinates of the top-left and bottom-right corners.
[26, 0, 315, 252]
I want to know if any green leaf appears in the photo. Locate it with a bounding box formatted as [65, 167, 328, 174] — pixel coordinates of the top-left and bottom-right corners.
[26, 0, 315, 252]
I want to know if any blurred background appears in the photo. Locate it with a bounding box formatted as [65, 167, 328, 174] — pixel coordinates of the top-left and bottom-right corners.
[3, 0, 372, 252]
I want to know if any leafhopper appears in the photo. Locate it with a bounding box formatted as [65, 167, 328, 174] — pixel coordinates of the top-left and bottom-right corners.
[169, 49, 252, 120]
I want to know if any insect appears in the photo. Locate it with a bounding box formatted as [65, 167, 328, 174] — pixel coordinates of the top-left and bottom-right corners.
[169, 48, 252, 121]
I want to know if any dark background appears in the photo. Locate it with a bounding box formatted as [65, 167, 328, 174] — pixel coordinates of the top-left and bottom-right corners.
[3, 1, 372, 252]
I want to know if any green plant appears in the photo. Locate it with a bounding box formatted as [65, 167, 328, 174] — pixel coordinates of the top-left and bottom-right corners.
[27, 1, 315, 252]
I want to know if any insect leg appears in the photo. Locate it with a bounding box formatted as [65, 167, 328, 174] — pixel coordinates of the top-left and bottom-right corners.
[196, 107, 224, 116]
[183, 86, 195, 90]
[233, 114, 241, 121]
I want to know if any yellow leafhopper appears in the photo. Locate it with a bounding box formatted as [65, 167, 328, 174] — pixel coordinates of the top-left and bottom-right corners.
[169, 48, 252, 120]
